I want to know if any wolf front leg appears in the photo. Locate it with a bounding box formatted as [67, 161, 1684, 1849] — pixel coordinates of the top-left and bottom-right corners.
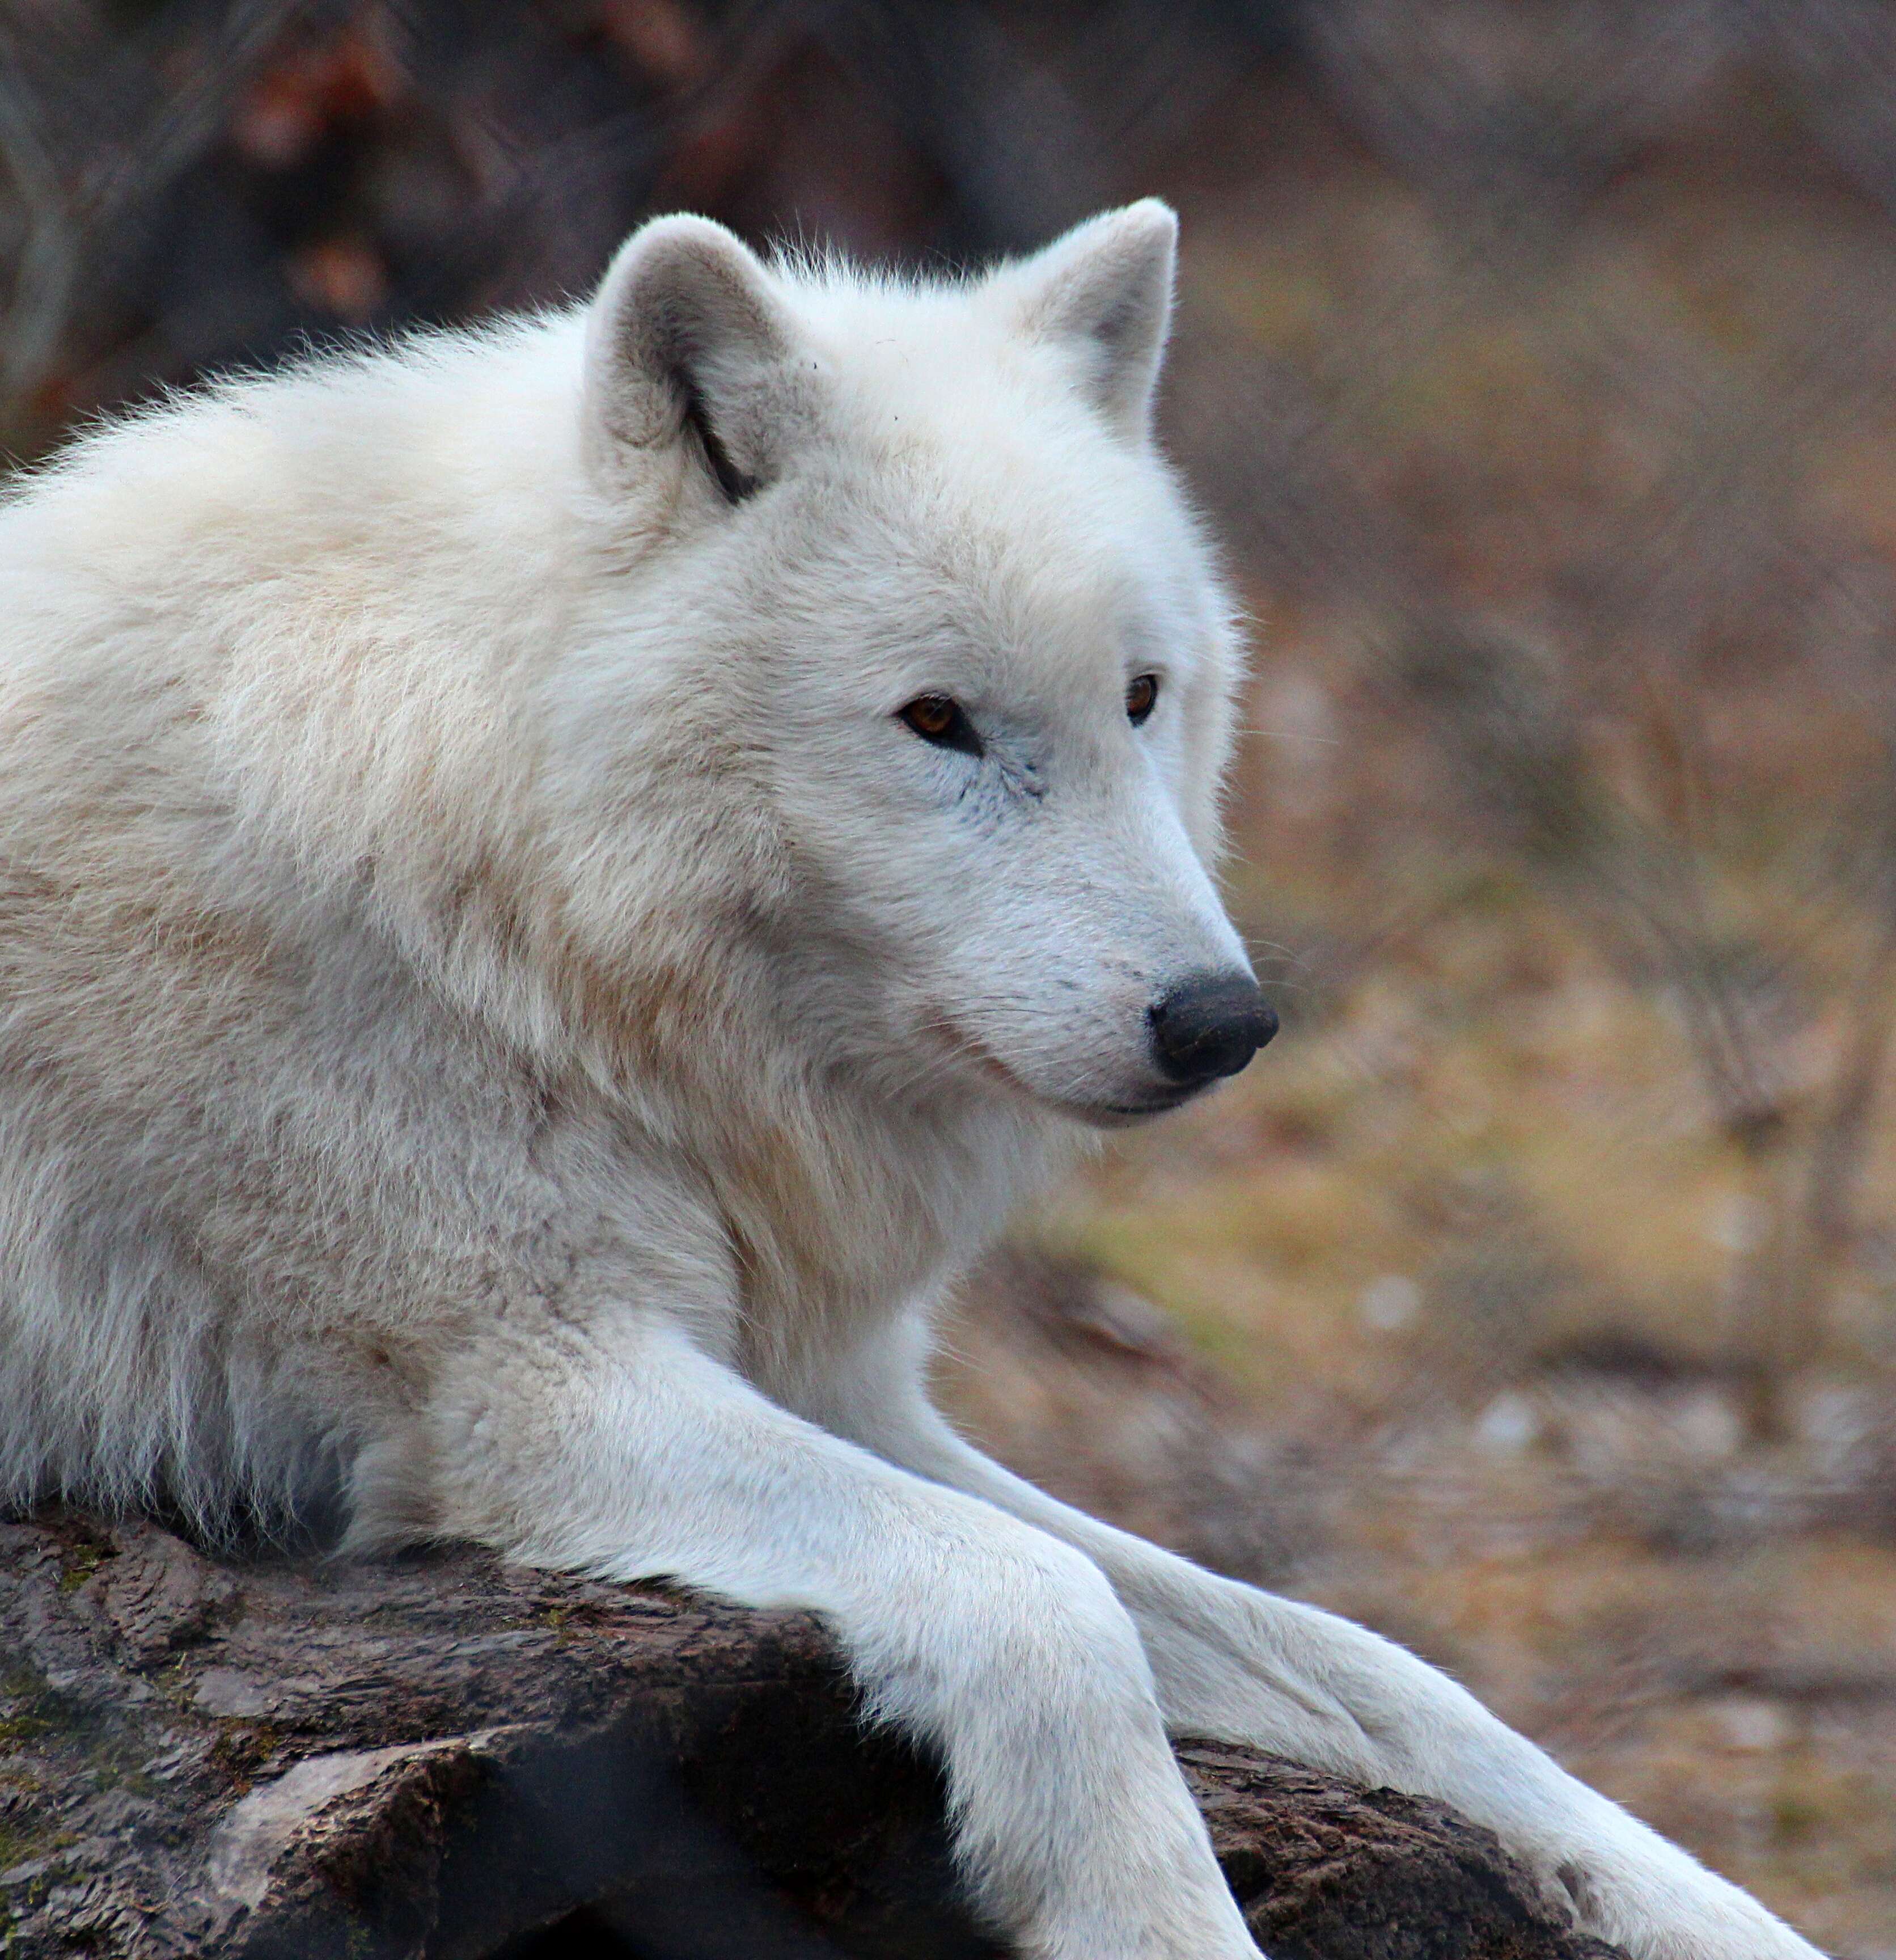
[806, 1330, 1825, 1960]
[384, 1313, 1262, 1960]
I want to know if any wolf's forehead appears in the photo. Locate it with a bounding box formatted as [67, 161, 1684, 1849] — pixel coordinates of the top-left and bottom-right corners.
[780, 274, 1221, 657]
[807, 322, 1181, 547]
[790, 274, 1005, 376]
[854, 480, 1214, 703]
[793, 279, 1109, 446]
[828, 467, 1193, 656]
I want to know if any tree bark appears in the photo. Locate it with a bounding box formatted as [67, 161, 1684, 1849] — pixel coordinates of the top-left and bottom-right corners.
[0, 1513, 1623, 1960]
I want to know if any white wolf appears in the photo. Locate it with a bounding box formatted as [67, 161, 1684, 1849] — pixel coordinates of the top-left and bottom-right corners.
[0, 202, 1817, 1960]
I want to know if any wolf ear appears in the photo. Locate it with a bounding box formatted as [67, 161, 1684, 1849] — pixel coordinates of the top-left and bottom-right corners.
[1000, 200, 1178, 442]
[582, 214, 797, 504]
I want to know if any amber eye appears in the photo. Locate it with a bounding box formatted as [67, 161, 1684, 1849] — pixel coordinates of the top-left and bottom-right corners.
[1125, 673, 1160, 725]
[898, 694, 984, 758]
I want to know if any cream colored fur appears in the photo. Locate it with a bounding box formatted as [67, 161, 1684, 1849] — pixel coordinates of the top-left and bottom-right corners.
[0, 204, 1819, 1959]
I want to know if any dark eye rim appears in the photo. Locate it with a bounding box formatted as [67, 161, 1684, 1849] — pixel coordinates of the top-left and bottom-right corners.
[897, 693, 985, 758]
[1126, 672, 1161, 726]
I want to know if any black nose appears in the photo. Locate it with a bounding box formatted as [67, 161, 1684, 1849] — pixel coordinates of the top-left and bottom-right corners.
[1148, 974, 1278, 1087]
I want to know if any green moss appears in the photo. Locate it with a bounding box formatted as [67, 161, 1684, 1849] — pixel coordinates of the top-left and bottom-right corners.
[0, 1818, 71, 1875]
[84, 1739, 156, 1799]
[54, 1543, 110, 1595]
[206, 1722, 280, 1795]
[0, 1672, 57, 1750]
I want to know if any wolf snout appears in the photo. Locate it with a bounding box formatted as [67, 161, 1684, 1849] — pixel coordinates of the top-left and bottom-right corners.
[1148, 973, 1278, 1088]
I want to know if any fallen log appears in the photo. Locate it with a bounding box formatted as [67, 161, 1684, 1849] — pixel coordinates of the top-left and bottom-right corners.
[0, 1513, 1622, 1960]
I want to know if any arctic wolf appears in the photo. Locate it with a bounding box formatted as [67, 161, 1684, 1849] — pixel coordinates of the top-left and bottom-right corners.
[0, 202, 1816, 1959]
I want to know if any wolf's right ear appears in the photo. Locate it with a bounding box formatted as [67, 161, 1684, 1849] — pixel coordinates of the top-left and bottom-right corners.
[581, 215, 798, 505]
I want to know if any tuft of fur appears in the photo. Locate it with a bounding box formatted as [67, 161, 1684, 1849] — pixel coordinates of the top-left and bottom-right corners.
[0, 206, 1821, 1960]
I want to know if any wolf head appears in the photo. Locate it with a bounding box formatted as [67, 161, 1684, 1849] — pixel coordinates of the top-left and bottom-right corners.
[553, 204, 1272, 1130]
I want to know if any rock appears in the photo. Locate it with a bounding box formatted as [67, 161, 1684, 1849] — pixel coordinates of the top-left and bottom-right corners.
[74, 1521, 240, 1669]
[0, 1511, 1622, 1959]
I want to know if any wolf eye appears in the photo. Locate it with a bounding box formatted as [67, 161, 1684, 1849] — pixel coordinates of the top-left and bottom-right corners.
[898, 694, 984, 757]
[1125, 673, 1160, 725]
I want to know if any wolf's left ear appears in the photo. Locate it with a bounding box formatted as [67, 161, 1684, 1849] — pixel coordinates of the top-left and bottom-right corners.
[999, 200, 1177, 442]
[581, 214, 801, 504]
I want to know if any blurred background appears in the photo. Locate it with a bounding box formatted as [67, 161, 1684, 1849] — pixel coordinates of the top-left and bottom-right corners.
[5, 1, 1896, 1951]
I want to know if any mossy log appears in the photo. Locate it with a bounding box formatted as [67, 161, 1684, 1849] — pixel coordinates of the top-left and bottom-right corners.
[0, 1514, 1623, 1960]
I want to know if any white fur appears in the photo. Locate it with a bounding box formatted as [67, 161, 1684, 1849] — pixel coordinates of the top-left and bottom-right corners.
[0, 204, 1819, 1959]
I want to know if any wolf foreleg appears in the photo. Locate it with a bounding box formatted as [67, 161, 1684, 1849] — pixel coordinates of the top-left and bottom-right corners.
[392, 1314, 1262, 1960]
[812, 1344, 1823, 1960]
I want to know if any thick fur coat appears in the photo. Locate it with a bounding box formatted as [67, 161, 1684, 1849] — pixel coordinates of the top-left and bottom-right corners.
[0, 205, 1818, 1960]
